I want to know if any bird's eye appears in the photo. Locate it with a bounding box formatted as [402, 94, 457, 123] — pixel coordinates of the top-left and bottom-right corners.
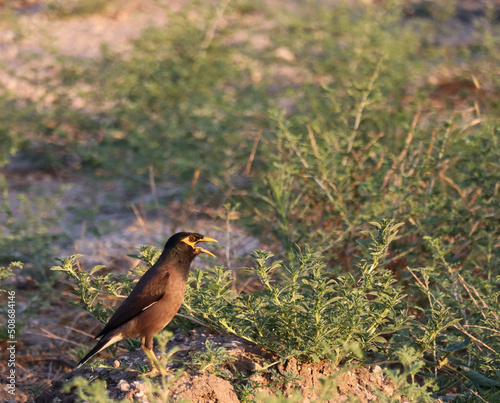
[189, 236, 196, 243]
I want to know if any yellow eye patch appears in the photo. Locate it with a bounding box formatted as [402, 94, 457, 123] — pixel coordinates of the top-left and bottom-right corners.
[181, 235, 198, 248]
[180, 235, 218, 255]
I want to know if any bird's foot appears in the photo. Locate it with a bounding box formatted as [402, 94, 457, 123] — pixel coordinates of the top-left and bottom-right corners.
[142, 347, 169, 377]
[141, 365, 169, 378]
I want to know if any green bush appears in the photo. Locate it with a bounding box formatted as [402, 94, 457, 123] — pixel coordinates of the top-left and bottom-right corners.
[183, 221, 409, 363]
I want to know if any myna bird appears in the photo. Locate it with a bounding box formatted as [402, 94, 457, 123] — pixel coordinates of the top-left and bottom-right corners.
[75, 232, 217, 374]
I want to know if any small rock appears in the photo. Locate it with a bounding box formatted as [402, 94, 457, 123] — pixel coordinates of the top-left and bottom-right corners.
[220, 370, 233, 378]
[249, 373, 266, 384]
[440, 394, 461, 402]
[253, 361, 263, 371]
[114, 360, 120, 368]
[122, 356, 129, 361]
[117, 379, 130, 392]
[274, 46, 295, 62]
[222, 341, 240, 349]
[134, 390, 145, 399]
[131, 381, 146, 391]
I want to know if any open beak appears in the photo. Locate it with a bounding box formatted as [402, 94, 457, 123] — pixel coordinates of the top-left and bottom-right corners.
[195, 237, 217, 257]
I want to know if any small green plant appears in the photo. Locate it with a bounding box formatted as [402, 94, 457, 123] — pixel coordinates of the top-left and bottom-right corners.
[404, 246, 500, 399]
[27, 384, 44, 400]
[50, 249, 152, 324]
[61, 376, 126, 403]
[190, 339, 235, 373]
[380, 346, 437, 402]
[0, 261, 22, 294]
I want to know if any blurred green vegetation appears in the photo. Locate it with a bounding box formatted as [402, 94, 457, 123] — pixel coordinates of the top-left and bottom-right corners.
[1, 0, 499, 400]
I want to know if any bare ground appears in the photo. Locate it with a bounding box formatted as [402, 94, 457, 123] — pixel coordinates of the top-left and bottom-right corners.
[34, 328, 397, 403]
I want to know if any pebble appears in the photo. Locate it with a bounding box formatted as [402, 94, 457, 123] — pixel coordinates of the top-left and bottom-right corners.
[113, 360, 120, 368]
[253, 362, 263, 371]
[131, 381, 146, 391]
[220, 370, 233, 378]
[222, 341, 240, 349]
[117, 379, 130, 392]
[134, 390, 145, 399]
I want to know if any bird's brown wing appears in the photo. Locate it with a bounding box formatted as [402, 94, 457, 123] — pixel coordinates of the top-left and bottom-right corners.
[95, 268, 170, 339]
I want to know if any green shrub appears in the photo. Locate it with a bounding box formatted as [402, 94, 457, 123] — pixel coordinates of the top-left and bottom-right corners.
[183, 221, 409, 363]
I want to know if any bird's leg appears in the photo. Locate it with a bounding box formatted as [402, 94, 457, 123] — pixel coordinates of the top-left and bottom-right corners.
[143, 345, 157, 373]
[141, 337, 168, 377]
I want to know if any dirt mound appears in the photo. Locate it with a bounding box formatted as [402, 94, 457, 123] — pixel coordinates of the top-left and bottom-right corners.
[34, 328, 396, 402]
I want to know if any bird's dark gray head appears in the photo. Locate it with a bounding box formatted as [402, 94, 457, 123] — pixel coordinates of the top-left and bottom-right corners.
[162, 232, 217, 261]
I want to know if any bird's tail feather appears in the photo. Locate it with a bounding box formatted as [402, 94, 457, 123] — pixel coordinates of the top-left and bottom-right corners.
[75, 332, 123, 369]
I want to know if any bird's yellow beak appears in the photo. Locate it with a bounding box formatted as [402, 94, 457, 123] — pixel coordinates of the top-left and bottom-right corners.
[195, 237, 217, 257]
